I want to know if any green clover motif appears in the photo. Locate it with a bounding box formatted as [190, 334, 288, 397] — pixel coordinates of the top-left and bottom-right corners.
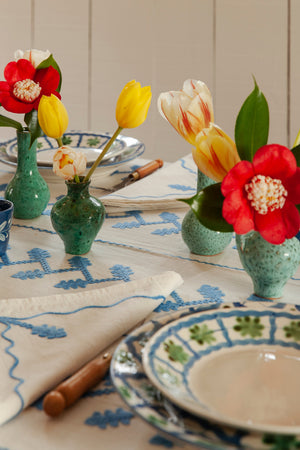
[87, 137, 100, 146]
[62, 135, 72, 145]
[157, 365, 179, 386]
[116, 350, 136, 367]
[37, 141, 43, 149]
[189, 323, 216, 345]
[284, 321, 300, 342]
[233, 316, 264, 338]
[141, 382, 163, 401]
[163, 340, 189, 364]
[148, 415, 168, 426]
[262, 433, 300, 449]
[119, 386, 131, 399]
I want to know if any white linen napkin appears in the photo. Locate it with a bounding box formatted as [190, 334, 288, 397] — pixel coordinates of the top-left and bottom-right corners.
[0, 270, 183, 426]
[100, 153, 197, 211]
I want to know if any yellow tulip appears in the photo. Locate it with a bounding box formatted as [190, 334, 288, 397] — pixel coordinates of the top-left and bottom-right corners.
[158, 79, 214, 146]
[192, 123, 240, 182]
[115, 80, 152, 128]
[38, 94, 69, 140]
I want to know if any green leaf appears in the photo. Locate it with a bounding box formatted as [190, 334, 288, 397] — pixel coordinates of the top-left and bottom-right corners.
[37, 54, 62, 92]
[291, 144, 300, 166]
[235, 78, 269, 162]
[180, 183, 233, 232]
[0, 113, 23, 131]
[24, 110, 43, 148]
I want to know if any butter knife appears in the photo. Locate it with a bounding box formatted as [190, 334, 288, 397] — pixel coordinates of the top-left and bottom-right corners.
[102, 159, 163, 193]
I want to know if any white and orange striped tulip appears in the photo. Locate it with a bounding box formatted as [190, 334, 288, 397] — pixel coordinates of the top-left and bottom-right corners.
[192, 123, 241, 182]
[158, 79, 214, 146]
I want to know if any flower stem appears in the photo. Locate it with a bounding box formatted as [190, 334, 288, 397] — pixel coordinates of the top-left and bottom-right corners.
[83, 126, 123, 182]
[56, 137, 63, 147]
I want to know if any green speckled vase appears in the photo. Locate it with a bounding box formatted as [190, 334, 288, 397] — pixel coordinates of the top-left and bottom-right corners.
[181, 170, 232, 255]
[236, 231, 300, 299]
[5, 130, 50, 219]
[51, 179, 105, 255]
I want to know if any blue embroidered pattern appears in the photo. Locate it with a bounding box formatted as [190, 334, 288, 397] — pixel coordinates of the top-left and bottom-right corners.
[111, 211, 181, 236]
[1, 248, 134, 290]
[155, 284, 224, 313]
[85, 408, 134, 429]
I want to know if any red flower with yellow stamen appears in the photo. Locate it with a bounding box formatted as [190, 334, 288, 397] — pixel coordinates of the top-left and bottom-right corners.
[221, 144, 300, 244]
[0, 58, 60, 114]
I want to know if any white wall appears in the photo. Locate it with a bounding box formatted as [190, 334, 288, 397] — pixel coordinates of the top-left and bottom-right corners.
[0, 0, 297, 162]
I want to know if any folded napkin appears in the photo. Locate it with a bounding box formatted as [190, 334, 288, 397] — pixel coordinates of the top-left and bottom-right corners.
[0, 270, 183, 426]
[100, 153, 197, 210]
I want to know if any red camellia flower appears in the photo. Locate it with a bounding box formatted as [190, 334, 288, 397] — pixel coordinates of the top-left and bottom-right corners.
[0, 59, 60, 114]
[221, 144, 300, 244]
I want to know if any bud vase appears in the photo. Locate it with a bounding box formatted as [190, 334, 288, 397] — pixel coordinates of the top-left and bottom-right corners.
[51, 179, 105, 255]
[181, 170, 232, 255]
[5, 130, 50, 219]
[236, 231, 300, 299]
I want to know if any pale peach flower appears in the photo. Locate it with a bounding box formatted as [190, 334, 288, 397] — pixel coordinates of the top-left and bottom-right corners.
[53, 146, 87, 181]
[158, 79, 214, 146]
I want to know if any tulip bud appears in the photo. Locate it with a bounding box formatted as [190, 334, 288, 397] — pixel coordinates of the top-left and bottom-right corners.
[193, 123, 240, 182]
[38, 94, 68, 140]
[116, 80, 152, 128]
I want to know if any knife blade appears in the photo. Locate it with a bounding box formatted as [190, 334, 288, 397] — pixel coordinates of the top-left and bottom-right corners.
[102, 159, 163, 193]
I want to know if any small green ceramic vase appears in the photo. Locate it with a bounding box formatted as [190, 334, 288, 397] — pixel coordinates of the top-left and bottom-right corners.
[5, 130, 50, 219]
[236, 231, 300, 299]
[51, 179, 105, 255]
[181, 170, 232, 255]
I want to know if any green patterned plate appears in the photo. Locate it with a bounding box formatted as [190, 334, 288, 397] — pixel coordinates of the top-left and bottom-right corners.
[142, 302, 300, 436]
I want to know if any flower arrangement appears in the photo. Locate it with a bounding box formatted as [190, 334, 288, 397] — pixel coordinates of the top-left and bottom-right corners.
[37, 79, 152, 183]
[158, 79, 300, 245]
[0, 49, 63, 147]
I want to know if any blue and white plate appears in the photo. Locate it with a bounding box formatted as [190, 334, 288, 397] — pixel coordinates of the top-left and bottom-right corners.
[111, 301, 300, 449]
[1, 131, 145, 168]
[142, 302, 300, 436]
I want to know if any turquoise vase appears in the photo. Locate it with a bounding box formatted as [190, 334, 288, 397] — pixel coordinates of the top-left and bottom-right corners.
[5, 130, 50, 219]
[51, 179, 105, 255]
[236, 231, 300, 299]
[181, 170, 232, 255]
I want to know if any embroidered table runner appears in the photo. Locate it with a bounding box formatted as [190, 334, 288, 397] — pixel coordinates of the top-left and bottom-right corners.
[0, 151, 299, 450]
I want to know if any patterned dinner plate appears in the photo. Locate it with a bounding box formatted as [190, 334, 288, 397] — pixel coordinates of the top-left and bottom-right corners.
[142, 302, 300, 436]
[111, 301, 300, 449]
[1, 131, 145, 168]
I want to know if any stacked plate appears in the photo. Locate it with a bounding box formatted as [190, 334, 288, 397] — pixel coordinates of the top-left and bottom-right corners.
[110, 301, 300, 449]
[0, 131, 145, 182]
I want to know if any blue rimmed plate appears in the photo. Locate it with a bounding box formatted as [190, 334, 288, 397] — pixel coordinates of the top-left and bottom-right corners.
[142, 302, 300, 436]
[0, 131, 145, 168]
[111, 301, 300, 449]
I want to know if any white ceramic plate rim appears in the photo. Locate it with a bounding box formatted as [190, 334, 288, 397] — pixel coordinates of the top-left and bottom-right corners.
[142, 304, 300, 435]
[0, 131, 145, 168]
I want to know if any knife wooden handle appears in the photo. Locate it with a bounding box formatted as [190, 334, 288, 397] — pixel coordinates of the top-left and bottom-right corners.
[131, 159, 163, 181]
[43, 352, 112, 417]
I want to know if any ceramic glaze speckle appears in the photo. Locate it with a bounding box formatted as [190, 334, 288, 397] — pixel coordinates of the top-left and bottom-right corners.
[181, 170, 232, 255]
[5, 130, 50, 219]
[236, 231, 300, 299]
[51, 179, 105, 255]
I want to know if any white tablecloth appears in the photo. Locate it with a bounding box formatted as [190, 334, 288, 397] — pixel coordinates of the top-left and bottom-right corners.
[0, 149, 299, 450]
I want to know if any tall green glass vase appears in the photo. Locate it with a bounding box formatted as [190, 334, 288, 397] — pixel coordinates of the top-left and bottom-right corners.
[5, 130, 50, 219]
[51, 179, 105, 255]
[181, 170, 232, 255]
